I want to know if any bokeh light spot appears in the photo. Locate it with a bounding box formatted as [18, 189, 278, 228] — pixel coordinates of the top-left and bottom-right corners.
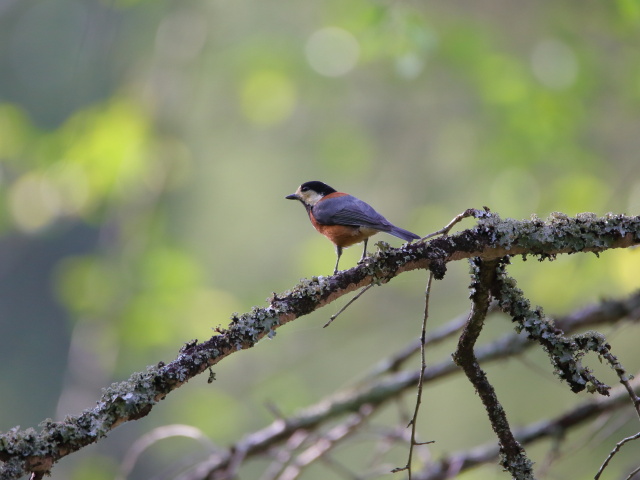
[305, 27, 360, 77]
[531, 39, 578, 90]
[8, 172, 61, 233]
[240, 70, 296, 126]
[395, 53, 425, 79]
[482, 55, 528, 104]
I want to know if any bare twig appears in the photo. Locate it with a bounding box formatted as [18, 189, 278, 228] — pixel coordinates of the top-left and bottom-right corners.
[419, 208, 487, 241]
[392, 273, 436, 477]
[594, 431, 640, 480]
[600, 351, 640, 420]
[324, 283, 374, 328]
[625, 464, 640, 480]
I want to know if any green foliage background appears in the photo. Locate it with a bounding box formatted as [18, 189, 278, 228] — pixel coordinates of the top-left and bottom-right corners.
[1, 0, 640, 478]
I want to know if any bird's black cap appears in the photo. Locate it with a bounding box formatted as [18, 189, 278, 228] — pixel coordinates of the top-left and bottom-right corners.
[299, 181, 337, 196]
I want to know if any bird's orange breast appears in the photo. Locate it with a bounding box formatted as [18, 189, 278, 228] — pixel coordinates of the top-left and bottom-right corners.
[308, 192, 380, 248]
[309, 215, 379, 248]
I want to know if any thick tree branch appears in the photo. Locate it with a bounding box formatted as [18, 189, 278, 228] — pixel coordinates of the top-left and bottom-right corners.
[452, 258, 534, 479]
[1, 212, 640, 479]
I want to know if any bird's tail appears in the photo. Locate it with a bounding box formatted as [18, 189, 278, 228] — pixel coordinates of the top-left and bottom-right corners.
[387, 225, 421, 242]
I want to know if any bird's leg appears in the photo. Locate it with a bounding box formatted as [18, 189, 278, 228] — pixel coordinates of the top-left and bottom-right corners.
[358, 238, 368, 264]
[333, 246, 343, 275]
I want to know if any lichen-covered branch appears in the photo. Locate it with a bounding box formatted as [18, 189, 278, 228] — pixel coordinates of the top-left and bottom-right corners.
[1, 212, 640, 479]
[494, 259, 634, 397]
[452, 258, 534, 479]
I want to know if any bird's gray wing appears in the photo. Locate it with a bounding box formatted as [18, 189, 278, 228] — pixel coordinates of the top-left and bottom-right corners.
[312, 195, 391, 229]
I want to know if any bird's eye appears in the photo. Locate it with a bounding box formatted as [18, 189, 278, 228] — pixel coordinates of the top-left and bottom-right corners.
[301, 186, 309, 192]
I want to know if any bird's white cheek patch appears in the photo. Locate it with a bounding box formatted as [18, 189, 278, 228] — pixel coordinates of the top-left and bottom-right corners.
[300, 191, 323, 206]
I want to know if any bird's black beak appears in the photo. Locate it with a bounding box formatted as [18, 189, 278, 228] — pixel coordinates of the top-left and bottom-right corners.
[285, 193, 298, 200]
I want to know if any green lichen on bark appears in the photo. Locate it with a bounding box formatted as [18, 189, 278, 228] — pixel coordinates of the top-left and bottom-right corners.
[474, 211, 640, 258]
[493, 258, 613, 395]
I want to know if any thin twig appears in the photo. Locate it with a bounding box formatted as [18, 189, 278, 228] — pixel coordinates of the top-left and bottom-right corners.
[419, 208, 484, 241]
[324, 284, 375, 328]
[392, 272, 436, 477]
[601, 351, 640, 420]
[625, 464, 640, 480]
[391, 207, 487, 476]
[594, 431, 640, 480]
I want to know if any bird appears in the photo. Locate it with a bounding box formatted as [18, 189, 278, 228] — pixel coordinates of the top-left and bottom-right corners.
[285, 181, 421, 274]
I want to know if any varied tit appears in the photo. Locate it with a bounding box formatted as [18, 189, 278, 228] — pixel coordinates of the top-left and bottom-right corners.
[286, 181, 421, 274]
